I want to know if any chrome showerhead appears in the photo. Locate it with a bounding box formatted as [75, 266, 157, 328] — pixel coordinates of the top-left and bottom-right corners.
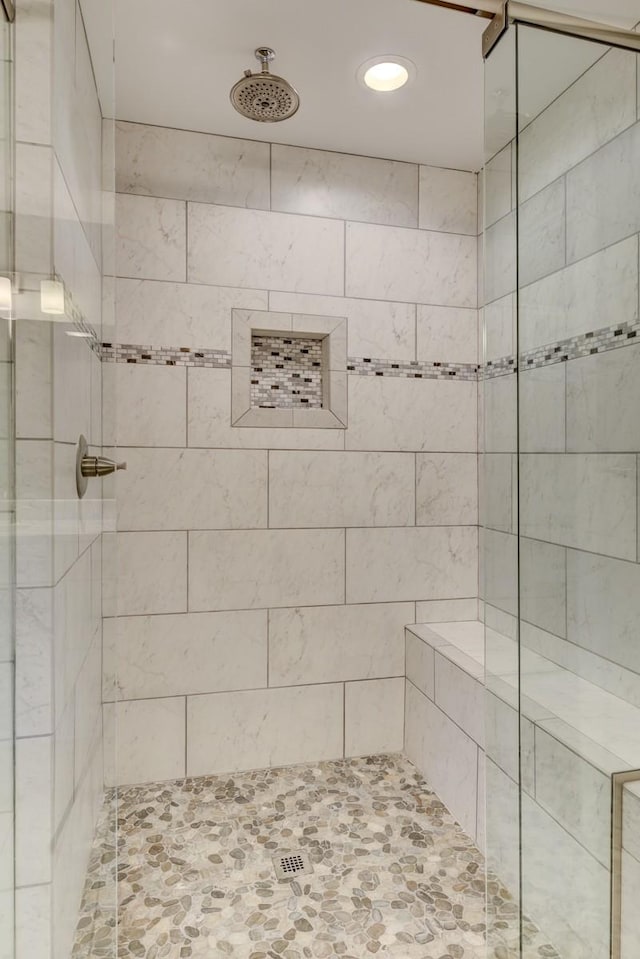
[230, 47, 300, 122]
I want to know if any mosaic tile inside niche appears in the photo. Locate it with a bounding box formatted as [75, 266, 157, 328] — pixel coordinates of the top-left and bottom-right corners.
[72, 754, 560, 959]
[251, 333, 324, 409]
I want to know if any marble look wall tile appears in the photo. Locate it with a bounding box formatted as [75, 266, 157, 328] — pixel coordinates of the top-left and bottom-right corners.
[269, 292, 416, 362]
[483, 373, 516, 453]
[418, 167, 477, 236]
[186, 684, 344, 776]
[116, 364, 186, 447]
[117, 448, 267, 531]
[519, 177, 566, 287]
[484, 211, 515, 305]
[104, 610, 267, 700]
[406, 629, 435, 699]
[15, 143, 52, 275]
[623, 783, 640, 861]
[188, 204, 344, 295]
[189, 529, 345, 611]
[567, 550, 640, 675]
[485, 691, 535, 792]
[483, 142, 513, 228]
[520, 537, 566, 638]
[116, 121, 270, 208]
[483, 529, 518, 617]
[187, 368, 344, 452]
[104, 697, 186, 787]
[116, 193, 186, 281]
[15, 588, 53, 737]
[567, 118, 640, 264]
[484, 294, 515, 362]
[344, 678, 404, 757]
[416, 305, 478, 364]
[518, 48, 636, 203]
[268, 450, 414, 529]
[116, 278, 268, 352]
[15, 440, 53, 589]
[435, 652, 484, 746]
[621, 850, 640, 959]
[15, 735, 51, 886]
[521, 793, 610, 959]
[117, 531, 187, 615]
[15, 884, 51, 959]
[519, 235, 638, 353]
[347, 375, 477, 452]
[519, 364, 566, 453]
[485, 758, 520, 894]
[271, 145, 418, 227]
[416, 453, 477, 526]
[269, 602, 410, 686]
[15, 320, 52, 440]
[567, 345, 640, 453]
[346, 526, 477, 604]
[479, 452, 514, 537]
[534, 725, 611, 867]
[15, 0, 52, 144]
[346, 222, 477, 308]
[415, 598, 478, 622]
[520, 453, 636, 560]
[405, 680, 478, 839]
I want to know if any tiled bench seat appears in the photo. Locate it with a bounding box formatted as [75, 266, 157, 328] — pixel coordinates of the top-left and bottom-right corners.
[404, 619, 640, 959]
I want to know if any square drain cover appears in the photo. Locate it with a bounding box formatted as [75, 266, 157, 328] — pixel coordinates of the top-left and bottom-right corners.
[272, 851, 314, 881]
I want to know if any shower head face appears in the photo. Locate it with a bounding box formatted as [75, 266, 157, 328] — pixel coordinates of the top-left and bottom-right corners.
[230, 48, 300, 122]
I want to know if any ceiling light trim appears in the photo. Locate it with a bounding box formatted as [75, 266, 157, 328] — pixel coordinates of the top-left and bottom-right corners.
[357, 55, 416, 92]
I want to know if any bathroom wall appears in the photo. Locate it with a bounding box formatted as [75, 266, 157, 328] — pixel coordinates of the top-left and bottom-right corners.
[106, 120, 480, 786]
[483, 38, 640, 959]
[13, 0, 114, 956]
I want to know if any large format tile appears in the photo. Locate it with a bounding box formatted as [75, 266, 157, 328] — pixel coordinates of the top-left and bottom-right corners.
[346, 526, 477, 604]
[519, 364, 566, 453]
[117, 448, 268, 530]
[104, 697, 186, 786]
[520, 453, 637, 559]
[519, 235, 638, 352]
[269, 602, 410, 686]
[518, 177, 566, 287]
[346, 222, 477, 307]
[187, 684, 344, 775]
[484, 212, 515, 305]
[479, 453, 514, 534]
[415, 598, 478, 623]
[115, 364, 186, 447]
[15, 735, 52, 886]
[189, 529, 345, 611]
[416, 305, 478, 364]
[116, 121, 270, 208]
[188, 204, 344, 295]
[484, 294, 515, 362]
[483, 373, 516, 453]
[103, 610, 267, 700]
[520, 537, 566, 638]
[483, 529, 518, 618]
[271, 145, 418, 226]
[269, 291, 416, 361]
[116, 193, 186, 281]
[567, 550, 640, 675]
[269, 450, 414, 528]
[483, 143, 513, 229]
[187, 368, 344, 451]
[116, 278, 267, 351]
[416, 453, 477, 526]
[117, 531, 187, 615]
[518, 48, 636, 202]
[418, 167, 477, 236]
[406, 627, 435, 699]
[567, 118, 640, 264]
[405, 680, 479, 839]
[344, 678, 404, 757]
[434, 652, 484, 746]
[567, 345, 640, 452]
[347, 375, 477, 452]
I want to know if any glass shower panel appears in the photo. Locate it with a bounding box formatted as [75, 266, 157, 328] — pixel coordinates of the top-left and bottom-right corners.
[516, 23, 640, 959]
[482, 23, 521, 959]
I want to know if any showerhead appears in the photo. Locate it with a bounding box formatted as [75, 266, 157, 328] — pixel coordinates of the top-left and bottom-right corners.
[230, 48, 300, 122]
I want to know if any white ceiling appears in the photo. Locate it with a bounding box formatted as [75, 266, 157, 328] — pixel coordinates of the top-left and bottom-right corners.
[81, 0, 640, 174]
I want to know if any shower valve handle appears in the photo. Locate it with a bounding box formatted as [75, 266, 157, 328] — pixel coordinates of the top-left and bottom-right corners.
[80, 455, 127, 478]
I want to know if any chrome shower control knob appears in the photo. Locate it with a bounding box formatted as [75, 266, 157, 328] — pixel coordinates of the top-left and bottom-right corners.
[80, 455, 127, 478]
[76, 434, 127, 499]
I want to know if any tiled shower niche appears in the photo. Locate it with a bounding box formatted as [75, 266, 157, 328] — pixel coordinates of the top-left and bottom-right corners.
[231, 310, 347, 429]
[251, 333, 324, 409]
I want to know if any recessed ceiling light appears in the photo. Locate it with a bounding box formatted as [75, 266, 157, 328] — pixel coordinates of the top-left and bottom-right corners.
[358, 56, 415, 93]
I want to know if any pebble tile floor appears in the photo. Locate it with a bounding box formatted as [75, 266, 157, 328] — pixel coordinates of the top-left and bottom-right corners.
[73, 754, 560, 959]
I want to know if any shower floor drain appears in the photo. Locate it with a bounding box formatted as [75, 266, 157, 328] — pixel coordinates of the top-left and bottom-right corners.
[272, 851, 314, 881]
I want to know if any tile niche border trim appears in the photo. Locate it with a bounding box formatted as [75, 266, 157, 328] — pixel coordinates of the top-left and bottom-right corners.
[231, 309, 348, 430]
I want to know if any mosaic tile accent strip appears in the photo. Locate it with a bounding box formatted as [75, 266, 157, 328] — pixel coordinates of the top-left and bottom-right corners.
[100, 343, 232, 368]
[483, 319, 640, 379]
[348, 357, 479, 381]
[73, 754, 560, 959]
[251, 334, 324, 409]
